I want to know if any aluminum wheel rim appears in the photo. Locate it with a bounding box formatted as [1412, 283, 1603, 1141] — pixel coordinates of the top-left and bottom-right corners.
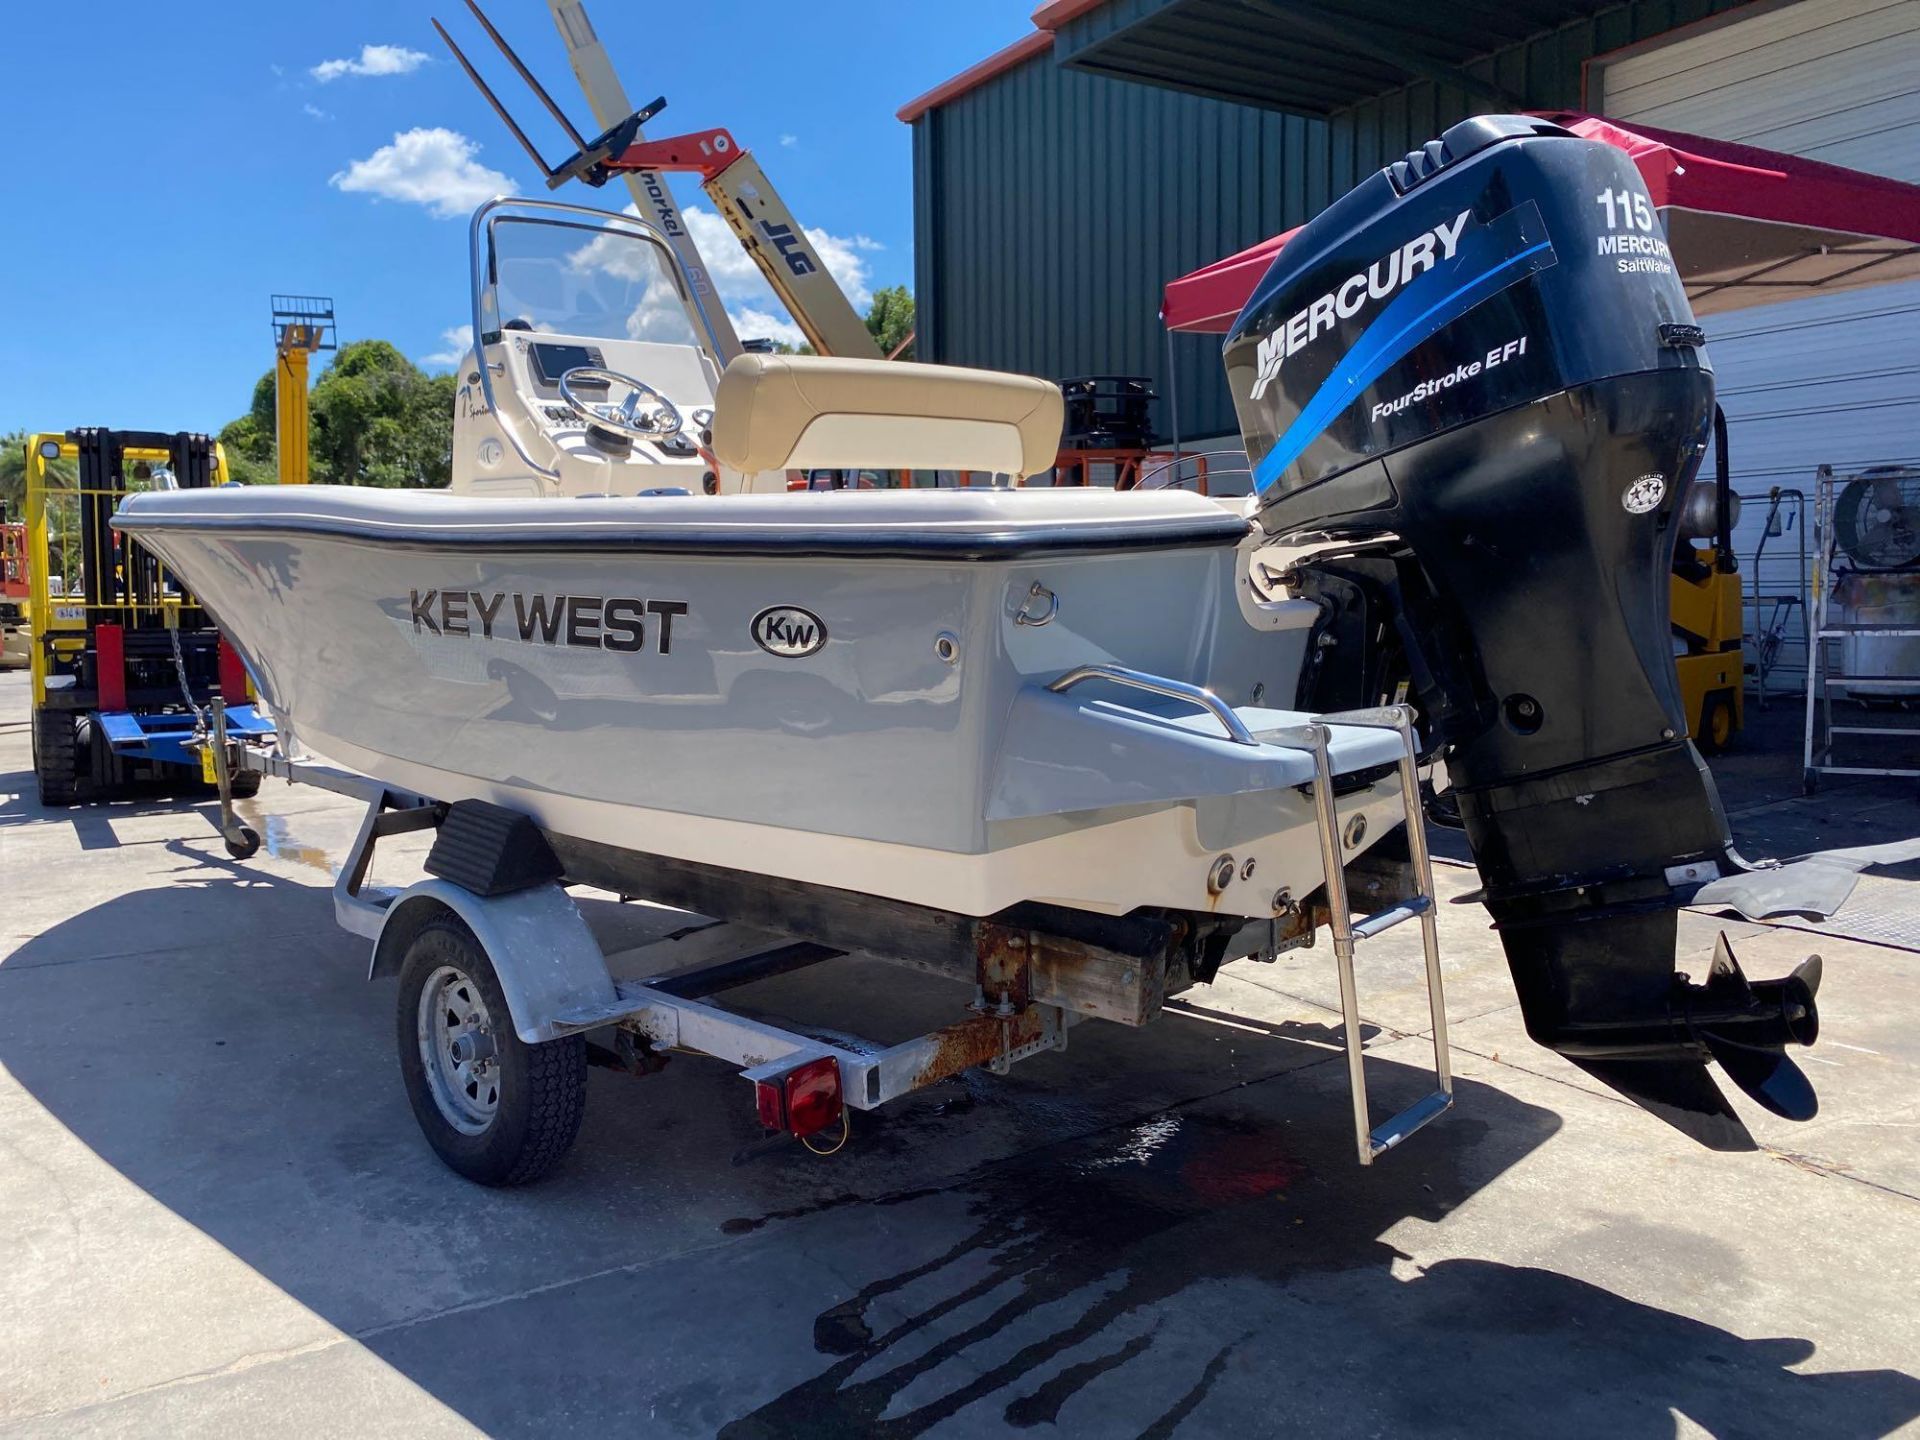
[418, 964, 501, 1134]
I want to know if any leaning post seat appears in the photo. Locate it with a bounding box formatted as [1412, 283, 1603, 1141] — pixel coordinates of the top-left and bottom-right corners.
[711, 354, 1066, 481]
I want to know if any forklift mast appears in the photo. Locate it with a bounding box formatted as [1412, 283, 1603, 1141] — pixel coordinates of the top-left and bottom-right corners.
[437, 0, 882, 360]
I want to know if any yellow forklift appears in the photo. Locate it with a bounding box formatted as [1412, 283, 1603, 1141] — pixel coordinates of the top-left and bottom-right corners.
[1671, 408, 1744, 754]
[24, 429, 272, 821]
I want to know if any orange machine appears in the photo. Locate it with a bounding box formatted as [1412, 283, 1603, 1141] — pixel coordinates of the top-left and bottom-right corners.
[0, 509, 29, 670]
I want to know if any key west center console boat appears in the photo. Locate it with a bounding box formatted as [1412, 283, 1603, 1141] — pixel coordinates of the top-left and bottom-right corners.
[119, 115, 1822, 1175]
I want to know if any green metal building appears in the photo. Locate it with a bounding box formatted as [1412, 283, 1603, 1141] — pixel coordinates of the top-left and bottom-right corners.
[898, 0, 1874, 447]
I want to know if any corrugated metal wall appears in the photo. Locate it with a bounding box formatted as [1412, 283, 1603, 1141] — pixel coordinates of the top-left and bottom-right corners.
[911, 0, 1743, 441]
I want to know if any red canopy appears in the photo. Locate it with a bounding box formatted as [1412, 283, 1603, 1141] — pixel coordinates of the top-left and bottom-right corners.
[1162, 111, 1920, 333]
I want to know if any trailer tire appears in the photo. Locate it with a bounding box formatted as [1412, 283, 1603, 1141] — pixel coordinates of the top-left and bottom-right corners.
[31, 708, 86, 807]
[396, 915, 586, 1187]
[225, 770, 262, 800]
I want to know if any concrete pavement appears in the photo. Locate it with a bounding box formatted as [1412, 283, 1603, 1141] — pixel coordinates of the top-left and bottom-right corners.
[1, 670, 1917, 1437]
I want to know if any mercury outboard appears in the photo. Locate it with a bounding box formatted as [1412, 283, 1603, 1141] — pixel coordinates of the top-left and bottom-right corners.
[1225, 114, 1821, 1150]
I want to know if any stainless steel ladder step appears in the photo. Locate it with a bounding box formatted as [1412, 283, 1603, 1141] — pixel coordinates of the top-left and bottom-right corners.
[1352, 894, 1433, 939]
[1261, 704, 1453, 1165]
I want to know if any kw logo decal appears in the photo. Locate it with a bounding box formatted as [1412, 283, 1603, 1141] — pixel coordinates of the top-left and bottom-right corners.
[751, 605, 827, 658]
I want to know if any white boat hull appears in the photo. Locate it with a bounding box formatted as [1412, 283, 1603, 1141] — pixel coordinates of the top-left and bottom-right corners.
[117, 487, 1407, 918]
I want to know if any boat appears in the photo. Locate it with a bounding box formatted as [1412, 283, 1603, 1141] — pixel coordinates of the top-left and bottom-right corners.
[118, 113, 1822, 1152]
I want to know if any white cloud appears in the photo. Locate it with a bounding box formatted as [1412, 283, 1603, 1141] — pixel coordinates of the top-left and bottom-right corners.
[330, 128, 512, 219]
[731, 306, 808, 350]
[303, 102, 331, 122]
[420, 327, 470, 369]
[312, 44, 431, 83]
[779, 134, 798, 148]
[676, 204, 881, 343]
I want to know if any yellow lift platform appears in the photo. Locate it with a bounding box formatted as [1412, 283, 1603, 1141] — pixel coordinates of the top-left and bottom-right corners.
[270, 296, 336, 486]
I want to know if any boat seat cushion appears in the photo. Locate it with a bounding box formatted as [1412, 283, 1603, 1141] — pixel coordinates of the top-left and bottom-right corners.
[711, 354, 1064, 479]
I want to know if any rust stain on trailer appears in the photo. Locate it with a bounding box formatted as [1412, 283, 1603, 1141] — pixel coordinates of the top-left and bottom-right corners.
[911, 1007, 1047, 1091]
[974, 923, 1033, 1011]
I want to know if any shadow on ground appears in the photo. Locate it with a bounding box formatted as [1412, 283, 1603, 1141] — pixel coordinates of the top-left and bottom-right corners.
[3, 759, 1918, 1436]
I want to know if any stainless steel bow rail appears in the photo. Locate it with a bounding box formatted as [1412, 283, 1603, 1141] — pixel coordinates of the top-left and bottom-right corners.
[200, 680, 1452, 1173]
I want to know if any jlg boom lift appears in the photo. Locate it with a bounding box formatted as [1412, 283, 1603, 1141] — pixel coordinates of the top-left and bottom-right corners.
[540, 0, 740, 363]
[436, 0, 881, 360]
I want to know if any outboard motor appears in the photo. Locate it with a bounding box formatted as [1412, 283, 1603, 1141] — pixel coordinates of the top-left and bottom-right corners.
[1226, 115, 1820, 1149]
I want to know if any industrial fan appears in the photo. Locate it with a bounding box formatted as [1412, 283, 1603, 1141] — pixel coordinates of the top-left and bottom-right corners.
[1831, 465, 1920, 704]
[1835, 467, 1920, 572]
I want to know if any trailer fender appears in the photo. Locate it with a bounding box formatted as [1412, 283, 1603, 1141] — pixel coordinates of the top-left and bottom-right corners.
[367, 879, 621, 1044]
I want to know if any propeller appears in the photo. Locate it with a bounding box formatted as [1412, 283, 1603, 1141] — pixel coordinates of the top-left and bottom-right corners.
[1565, 938, 1822, 1146]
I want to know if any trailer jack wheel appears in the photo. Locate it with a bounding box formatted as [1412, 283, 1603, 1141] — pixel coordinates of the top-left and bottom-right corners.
[397, 916, 586, 1186]
[224, 826, 262, 861]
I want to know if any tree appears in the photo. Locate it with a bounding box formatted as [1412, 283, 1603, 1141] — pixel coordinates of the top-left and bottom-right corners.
[217, 340, 454, 488]
[759, 287, 913, 359]
[0, 428, 78, 518]
[0, 429, 35, 518]
[865, 285, 914, 359]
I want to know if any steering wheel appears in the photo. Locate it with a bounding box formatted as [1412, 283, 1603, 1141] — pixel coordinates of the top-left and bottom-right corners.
[558, 366, 684, 441]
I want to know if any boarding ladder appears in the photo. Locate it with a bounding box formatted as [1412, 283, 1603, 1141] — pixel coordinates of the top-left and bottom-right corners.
[1275, 705, 1455, 1164]
[1048, 668, 1454, 1164]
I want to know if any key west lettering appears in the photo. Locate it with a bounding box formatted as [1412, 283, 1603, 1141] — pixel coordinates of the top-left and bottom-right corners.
[404, 589, 687, 655]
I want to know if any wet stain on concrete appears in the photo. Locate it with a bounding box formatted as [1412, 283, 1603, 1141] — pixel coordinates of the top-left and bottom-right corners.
[1002, 1326, 1156, 1428]
[235, 804, 337, 876]
[715, 1110, 1348, 1438]
[709, 1083, 1920, 1439]
[1136, 1332, 1250, 1440]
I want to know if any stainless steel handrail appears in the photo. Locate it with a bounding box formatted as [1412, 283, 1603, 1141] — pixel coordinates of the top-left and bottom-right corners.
[1046, 663, 1259, 746]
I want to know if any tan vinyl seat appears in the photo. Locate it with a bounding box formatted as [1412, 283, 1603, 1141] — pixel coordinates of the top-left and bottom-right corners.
[710, 354, 1064, 479]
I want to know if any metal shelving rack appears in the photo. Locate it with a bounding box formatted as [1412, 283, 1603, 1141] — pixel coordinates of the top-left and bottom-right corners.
[1802, 464, 1920, 793]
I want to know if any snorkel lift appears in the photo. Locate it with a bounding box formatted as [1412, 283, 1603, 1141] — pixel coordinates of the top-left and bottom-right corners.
[435, 0, 882, 360]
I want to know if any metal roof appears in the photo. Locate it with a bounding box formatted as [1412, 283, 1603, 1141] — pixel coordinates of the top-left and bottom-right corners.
[898, 30, 1053, 124]
[1048, 0, 1629, 115]
[898, 0, 1637, 125]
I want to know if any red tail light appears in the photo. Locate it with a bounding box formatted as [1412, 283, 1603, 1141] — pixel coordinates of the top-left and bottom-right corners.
[753, 1055, 843, 1138]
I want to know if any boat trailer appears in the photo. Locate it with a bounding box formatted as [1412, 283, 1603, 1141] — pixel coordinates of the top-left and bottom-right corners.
[204, 696, 1453, 1184]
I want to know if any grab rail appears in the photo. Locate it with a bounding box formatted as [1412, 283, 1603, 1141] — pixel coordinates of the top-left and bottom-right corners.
[1046, 663, 1259, 746]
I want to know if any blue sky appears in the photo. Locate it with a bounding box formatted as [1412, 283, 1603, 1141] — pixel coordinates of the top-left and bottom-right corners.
[0, 1, 1035, 436]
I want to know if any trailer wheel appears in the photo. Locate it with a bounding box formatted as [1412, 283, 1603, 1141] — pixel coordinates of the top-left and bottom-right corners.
[31, 708, 86, 807]
[396, 916, 586, 1187]
[226, 770, 263, 800]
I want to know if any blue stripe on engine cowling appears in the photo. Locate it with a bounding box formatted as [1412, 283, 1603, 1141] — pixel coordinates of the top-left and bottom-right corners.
[1252, 212, 1558, 494]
